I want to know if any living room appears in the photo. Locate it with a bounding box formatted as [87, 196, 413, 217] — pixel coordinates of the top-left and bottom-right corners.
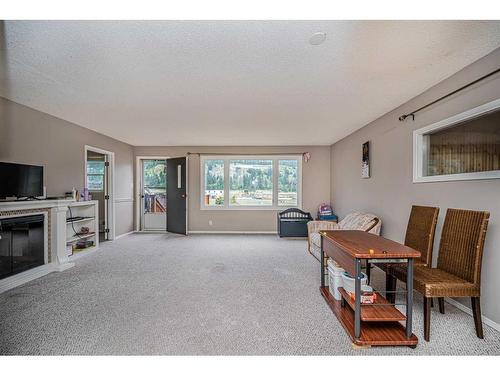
[1, 1, 500, 370]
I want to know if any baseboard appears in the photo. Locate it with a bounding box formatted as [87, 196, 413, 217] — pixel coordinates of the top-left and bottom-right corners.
[445, 297, 500, 333]
[0, 263, 56, 294]
[188, 230, 278, 234]
[53, 262, 75, 272]
[114, 231, 134, 240]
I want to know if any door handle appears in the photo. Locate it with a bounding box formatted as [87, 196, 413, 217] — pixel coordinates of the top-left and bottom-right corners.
[181, 193, 187, 198]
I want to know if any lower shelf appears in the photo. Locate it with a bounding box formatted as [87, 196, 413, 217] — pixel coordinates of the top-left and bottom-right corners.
[69, 246, 98, 260]
[320, 286, 418, 347]
[71, 245, 95, 253]
[338, 287, 406, 322]
[66, 232, 96, 244]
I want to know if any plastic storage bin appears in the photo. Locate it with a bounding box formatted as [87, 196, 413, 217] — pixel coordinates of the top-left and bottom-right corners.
[327, 259, 344, 300]
[341, 271, 368, 295]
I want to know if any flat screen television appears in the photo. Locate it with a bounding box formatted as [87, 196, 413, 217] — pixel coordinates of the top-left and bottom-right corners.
[0, 162, 44, 199]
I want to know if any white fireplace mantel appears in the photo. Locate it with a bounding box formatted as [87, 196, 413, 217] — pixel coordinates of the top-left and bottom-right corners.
[0, 198, 75, 211]
[0, 198, 96, 293]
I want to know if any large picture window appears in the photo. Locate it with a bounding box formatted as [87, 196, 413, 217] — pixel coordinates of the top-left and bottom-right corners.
[229, 159, 273, 206]
[413, 99, 500, 183]
[201, 155, 302, 209]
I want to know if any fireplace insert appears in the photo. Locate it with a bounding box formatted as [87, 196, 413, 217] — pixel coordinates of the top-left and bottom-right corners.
[0, 214, 45, 279]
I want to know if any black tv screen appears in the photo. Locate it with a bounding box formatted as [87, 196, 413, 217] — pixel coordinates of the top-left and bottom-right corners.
[0, 162, 44, 199]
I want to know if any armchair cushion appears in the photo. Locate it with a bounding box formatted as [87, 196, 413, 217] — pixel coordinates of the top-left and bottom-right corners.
[307, 220, 338, 261]
[338, 211, 381, 234]
[307, 220, 338, 234]
[310, 232, 322, 248]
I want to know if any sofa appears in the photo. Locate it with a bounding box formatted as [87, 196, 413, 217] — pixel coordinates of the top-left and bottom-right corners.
[307, 211, 382, 261]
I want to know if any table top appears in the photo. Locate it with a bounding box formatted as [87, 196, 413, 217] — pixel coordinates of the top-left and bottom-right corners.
[320, 230, 421, 259]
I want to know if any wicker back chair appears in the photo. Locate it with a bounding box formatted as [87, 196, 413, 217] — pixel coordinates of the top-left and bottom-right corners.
[380, 206, 439, 300]
[436, 209, 489, 285]
[389, 208, 490, 341]
[404, 205, 440, 267]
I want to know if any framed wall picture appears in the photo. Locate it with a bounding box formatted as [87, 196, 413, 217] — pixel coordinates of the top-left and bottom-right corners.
[362, 141, 370, 178]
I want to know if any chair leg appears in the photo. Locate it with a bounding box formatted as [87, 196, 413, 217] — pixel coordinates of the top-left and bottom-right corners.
[471, 297, 484, 339]
[438, 298, 445, 314]
[431, 298, 434, 308]
[385, 273, 397, 303]
[365, 261, 371, 284]
[424, 297, 431, 342]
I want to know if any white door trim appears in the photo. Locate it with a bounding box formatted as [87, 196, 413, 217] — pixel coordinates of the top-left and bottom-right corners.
[184, 155, 189, 235]
[84, 145, 116, 240]
[135, 156, 170, 232]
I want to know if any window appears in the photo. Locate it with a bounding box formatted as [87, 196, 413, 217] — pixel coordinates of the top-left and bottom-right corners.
[204, 159, 224, 206]
[142, 159, 167, 214]
[143, 159, 166, 191]
[86, 161, 105, 191]
[414, 99, 500, 183]
[200, 155, 302, 209]
[278, 159, 298, 206]
[229, 159, 273, 206]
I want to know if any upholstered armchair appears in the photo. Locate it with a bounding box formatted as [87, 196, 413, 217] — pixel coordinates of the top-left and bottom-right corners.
[307, 211, 382, 261]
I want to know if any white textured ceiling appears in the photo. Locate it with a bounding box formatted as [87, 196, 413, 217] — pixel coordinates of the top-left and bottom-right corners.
[1, 20, 500, 146]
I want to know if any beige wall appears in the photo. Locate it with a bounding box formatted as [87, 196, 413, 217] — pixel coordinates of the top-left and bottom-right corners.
[330, 48, 500, 325]
[0, 97, 135, 236]
[0, 96, 330, 235]
[134, 146, 331, 232]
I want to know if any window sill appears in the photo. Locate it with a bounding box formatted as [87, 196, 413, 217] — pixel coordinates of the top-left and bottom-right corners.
[200, 205, 302, 211]
[413, 170, 500, 183]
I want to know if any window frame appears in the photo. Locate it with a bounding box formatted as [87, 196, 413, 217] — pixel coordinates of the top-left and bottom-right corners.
[86, 160, 106, 192]
[200, 155, 303, 210]
[413, 98, 500, 183]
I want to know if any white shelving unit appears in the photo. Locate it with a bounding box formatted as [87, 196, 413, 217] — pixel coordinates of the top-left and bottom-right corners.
[66, 200, 99, 257]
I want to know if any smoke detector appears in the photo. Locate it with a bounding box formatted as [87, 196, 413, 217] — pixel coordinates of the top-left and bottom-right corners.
[309, 32, 326, 45]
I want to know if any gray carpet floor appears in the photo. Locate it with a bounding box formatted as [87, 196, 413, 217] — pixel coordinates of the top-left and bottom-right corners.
[1, 233, 499, 355]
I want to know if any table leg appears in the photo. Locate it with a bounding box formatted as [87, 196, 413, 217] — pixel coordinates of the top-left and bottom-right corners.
[320, 235, 325, 288]
[354, 258, 361, 339]
[406, 258, 414, 338]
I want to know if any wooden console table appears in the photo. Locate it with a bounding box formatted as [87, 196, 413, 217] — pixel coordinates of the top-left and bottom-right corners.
[320, 230, 420, 347]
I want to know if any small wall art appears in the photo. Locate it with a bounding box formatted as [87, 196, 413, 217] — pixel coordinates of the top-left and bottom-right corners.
[362, 141, 370, 178]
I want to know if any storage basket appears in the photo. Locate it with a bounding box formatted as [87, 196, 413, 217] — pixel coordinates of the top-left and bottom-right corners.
[341, 271, 368, 295]
[327, 259, 344, 300]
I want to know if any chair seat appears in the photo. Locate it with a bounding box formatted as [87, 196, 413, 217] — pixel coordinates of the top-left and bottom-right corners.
[377, 260, 428, 273]
[389, 265, 480, 298]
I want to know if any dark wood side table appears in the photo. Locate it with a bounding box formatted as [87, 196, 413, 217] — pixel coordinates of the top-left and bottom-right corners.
[320, 230, 420, 347]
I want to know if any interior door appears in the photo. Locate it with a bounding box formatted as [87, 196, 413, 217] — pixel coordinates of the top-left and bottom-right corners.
[167, 157, 187, 234]
[86, 150, 109, 241]
[103, 155, 110, 240]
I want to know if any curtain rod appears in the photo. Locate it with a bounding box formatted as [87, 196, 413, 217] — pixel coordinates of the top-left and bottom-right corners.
[399, 67, 500, 122]
[187, 152, 308, 156]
